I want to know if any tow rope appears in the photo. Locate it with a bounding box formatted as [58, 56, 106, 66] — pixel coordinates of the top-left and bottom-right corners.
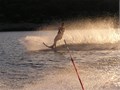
[64, 40, 85, 90]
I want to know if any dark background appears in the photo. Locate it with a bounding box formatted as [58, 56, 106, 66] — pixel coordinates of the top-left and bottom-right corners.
[0, 0, 119, 23]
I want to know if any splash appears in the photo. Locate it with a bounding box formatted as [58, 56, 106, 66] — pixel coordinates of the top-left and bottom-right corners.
[63, 16, 119, 43]
[20, 16, 120, 51]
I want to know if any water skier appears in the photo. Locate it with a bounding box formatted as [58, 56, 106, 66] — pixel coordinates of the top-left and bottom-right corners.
[51, 22, 65, 48]
[43, 22, 65, 49]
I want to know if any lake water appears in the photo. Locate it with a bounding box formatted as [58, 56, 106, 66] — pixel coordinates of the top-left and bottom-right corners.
[0, 28, 120, 90]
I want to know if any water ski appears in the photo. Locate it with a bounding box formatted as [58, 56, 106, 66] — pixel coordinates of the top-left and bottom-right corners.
[43, 42, 57, 52]
[43, 42, 52, 48]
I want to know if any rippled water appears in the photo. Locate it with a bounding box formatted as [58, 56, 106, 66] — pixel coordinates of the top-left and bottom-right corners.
[0, 30, 120, 90]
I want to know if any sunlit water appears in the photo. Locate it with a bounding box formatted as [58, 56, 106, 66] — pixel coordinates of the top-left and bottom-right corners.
[0, 17, 120, 90]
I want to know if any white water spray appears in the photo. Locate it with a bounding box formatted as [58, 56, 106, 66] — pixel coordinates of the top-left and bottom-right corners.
[20, 16, 120, 51]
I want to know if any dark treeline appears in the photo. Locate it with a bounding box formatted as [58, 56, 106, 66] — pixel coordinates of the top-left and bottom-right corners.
[0, 0, 119, 23]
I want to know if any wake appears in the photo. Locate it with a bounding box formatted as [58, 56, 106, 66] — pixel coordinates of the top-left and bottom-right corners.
[20, 16, 120, 51]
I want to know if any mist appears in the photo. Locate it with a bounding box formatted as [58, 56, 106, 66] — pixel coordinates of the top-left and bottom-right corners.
[20, 16, 120, 51]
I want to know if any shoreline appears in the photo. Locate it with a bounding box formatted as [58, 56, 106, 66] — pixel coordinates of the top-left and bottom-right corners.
[0, 23, 41, 31]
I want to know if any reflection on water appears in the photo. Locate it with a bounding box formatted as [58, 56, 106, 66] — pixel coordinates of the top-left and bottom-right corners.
[0, 31, 120, 90]
[0, 16, 120, 90]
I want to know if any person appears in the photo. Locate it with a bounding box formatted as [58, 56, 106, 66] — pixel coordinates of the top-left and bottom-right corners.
[51, 22, 65, 49]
